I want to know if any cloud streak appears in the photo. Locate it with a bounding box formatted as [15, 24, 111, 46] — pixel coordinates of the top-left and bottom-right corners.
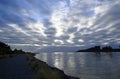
[0, 0, 120, 51]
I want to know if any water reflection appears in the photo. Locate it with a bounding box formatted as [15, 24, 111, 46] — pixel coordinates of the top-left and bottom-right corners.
[36, 53, 48, 62]
[52, 52, 64, 69]
[35, 52, 120, 79]
[67, 53, 76, 69]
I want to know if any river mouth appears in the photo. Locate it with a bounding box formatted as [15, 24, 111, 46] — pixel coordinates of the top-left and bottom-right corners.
[35, 52, 120, 79]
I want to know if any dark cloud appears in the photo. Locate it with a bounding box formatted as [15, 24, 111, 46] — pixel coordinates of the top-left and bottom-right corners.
[67, 27, 78, 33]
[44, 27, 56, 37]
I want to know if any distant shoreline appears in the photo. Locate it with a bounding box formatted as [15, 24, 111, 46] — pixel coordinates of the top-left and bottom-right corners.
[77, 46, 120, 52]
[77, 49, 120, 52]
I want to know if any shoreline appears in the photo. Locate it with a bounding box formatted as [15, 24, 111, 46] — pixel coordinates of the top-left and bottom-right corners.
[0, 53, 79, 79]
[26, 53, 79, 79]
[0, 41, 79, 79]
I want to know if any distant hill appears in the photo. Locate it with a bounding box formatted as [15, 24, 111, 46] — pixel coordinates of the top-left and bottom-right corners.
[77, 45, 120, 52]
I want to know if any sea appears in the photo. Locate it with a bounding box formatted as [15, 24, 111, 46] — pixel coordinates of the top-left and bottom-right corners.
[35, 52, 120, 79]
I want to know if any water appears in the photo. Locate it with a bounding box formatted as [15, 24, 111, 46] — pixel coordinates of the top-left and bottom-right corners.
[35, 52, 120, 79]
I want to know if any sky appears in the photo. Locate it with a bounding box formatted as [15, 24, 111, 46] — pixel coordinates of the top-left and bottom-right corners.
[0, 0, 120, 52]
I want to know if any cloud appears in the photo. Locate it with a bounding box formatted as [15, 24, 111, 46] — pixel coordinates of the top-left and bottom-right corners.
[44, 27, 56, 37]
[0, 0, 120, 52]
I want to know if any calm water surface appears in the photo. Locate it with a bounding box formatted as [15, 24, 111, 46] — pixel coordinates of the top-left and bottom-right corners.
[35, 52, 120, 79]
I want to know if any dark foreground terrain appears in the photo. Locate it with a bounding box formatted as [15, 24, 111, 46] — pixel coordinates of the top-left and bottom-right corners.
[0, 54, 35, 79]
[0, 41, 79, 79]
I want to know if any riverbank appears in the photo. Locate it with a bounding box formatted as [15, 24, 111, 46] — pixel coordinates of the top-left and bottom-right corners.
[0, 41, 79, 79]
[26, 53, 79, 79]
[0, 53, 79, 79]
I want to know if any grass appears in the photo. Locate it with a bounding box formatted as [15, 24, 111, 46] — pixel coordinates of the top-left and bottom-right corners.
[0, 53, 79, 79]
[35, 67, 62, 79]
[26, 54, 70, 79]
[0, 42, 79, 79]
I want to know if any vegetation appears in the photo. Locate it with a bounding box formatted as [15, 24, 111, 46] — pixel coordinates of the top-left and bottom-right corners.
[0, 41, 12, 55]
[0, 41, 26, 59]
[77, 45, 120, 52]
[0, 41, 79, 79]
[26, 54, 79, 79]
[0, 41, 25, 55]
